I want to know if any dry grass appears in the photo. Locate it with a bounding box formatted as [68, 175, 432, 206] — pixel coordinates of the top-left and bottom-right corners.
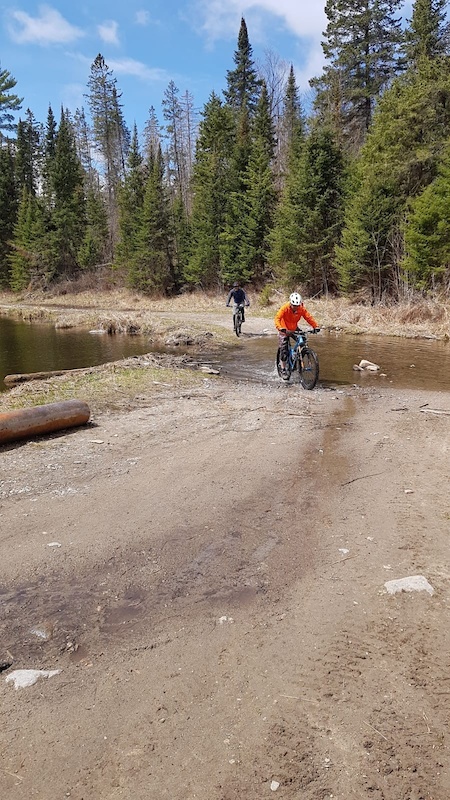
[0, 356, 210, 415]
[0, 286, 449, 340]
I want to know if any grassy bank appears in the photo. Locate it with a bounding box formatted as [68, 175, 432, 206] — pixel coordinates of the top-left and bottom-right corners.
[0, 287, 449, 340]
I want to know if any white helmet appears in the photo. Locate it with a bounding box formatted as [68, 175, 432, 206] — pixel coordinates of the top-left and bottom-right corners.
[289, 292, 302, 306]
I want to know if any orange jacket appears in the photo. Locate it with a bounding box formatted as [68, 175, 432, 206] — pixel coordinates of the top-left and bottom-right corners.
[274, 302, 318, 332]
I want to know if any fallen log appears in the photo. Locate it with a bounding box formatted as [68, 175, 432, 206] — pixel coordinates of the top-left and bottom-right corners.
[0, 399, 91, 445]
[4, 368, 87, 386]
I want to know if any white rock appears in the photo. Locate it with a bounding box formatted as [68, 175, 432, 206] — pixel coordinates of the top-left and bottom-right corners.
[384, 575, 434, 596]
[359, 359, 380, 371]
[6, 669, 61, 689]
[270, 780, 280, 791]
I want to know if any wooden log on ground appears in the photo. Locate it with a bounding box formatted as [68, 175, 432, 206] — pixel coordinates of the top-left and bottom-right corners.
[0, 400, 91, 445]
[4, 368, 87, 387]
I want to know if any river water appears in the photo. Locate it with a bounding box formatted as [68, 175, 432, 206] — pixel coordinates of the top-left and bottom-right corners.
[1, 316, 449, 393]
[218, 331, 450, 392]
[0, 316, 152, 392]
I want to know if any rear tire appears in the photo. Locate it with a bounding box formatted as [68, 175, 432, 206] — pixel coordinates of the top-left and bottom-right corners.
[299, 348, 319, 390]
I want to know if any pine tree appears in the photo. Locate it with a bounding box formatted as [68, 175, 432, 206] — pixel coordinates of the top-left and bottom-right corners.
[336, 58, 450, 298]
[269, 126, 345, 294]
[0, 67, 23, 134]
[9, 188, 49, 291]
[311, 0, 403, 150]
[15, 110, 41, 195]
[219, 107, 252, 280]
[50, 109, 86, 280]
[116, 124, 146, 272]
[186, 93, 235, 286]
[404, 0, 450, 67]
[224, 17, 261, 115]
[77, 188, 109, 271]
[402, 143, 450, 290]
[131, 147, 174, 293]
[86, 54, 129, 255]
[0, 143, 17, 283]
[42, 105, 57, 206]
[143, 106, 162, 165]
[275, 65, 305, 188]
[73, 107, 97, 191]
[238, 130, 277, 285]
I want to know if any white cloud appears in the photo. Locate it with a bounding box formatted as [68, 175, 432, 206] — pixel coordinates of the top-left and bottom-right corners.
[8, 4, 84, 45]
[106, 57, 170, 83]
[98, 20, 120, 45]
[194, 0, 326, 43]
[135, 10, 151, 26]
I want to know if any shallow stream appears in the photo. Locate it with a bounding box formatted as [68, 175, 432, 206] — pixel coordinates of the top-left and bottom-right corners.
[0, 316, 449, 393]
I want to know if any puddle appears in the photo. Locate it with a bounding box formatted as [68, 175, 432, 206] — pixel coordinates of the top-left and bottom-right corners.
[215, 332, 450, 391]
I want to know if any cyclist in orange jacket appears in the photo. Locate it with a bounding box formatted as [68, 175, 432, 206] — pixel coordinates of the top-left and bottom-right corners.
[274, 292, 320, 378]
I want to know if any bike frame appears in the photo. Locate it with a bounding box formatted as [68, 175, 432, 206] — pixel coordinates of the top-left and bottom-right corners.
[286, 331, 307, 371]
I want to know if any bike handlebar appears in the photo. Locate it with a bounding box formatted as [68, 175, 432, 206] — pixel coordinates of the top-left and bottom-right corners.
[286, 328, 320, 337]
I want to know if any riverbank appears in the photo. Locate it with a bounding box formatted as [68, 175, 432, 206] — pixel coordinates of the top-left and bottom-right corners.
[0, 288, 449, 342]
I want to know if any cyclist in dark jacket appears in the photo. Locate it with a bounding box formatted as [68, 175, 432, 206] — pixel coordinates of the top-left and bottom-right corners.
[226, 282, 250, 322]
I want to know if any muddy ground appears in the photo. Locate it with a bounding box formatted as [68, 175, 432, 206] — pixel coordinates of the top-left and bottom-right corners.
[1, 310, 450, 800]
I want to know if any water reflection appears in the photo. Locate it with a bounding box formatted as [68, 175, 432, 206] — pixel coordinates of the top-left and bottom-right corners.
[219, 332, 450, 392]
[0, 316, 151, 392]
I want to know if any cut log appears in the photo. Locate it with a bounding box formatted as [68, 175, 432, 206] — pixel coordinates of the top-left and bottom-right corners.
[0, 400, 91, 445]
[4, 368, 87, 387]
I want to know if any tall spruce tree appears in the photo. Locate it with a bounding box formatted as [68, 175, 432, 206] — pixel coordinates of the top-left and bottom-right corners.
[131, 146, 174, 293]
[143, 106, 162, 165]
[311, 0, 403, 150]
[276, 65, 305, 189]
[186, 93, 235, 287]
[86, 54, 129, 255]
[47, 109, 86, 281]
[219, 106, 253, 281]
[15, 110, 41, 195]
[0, 143, 17, 283]
[336, 58, 450, 298]
[402, 142, 450, 290]
[404, 0, 450, 67]
[116, 124, 146, 273]
[224, 17, 261, 115]
[42, 105, 57, 206]
[270, 126, 344, 294]
[9, 188, 48, 291]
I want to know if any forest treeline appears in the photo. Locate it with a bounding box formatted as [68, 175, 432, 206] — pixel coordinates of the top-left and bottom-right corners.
[1, 0, 450, 301]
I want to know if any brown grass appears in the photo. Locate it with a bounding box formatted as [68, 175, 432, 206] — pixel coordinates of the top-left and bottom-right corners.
[0, 286, 449, 340]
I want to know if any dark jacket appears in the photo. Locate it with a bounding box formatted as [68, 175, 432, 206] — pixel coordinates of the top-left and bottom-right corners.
[226, 287, 249, 306]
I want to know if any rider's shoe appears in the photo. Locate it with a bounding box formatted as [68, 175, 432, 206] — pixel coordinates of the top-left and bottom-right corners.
[280, 369, 289, 380]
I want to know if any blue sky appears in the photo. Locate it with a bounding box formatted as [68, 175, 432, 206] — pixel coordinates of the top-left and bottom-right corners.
[1, 0, 414, 133]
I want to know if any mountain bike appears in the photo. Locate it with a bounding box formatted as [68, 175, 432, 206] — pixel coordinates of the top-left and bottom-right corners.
[233, 303, 245, 337]
[276, 329, 320, 390]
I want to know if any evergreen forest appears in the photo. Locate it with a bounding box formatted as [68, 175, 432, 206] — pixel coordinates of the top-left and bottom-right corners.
[1, 1, 450, 301]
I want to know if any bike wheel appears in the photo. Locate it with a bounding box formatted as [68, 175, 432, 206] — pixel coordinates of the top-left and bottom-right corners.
[299, 348, 319, 390]
[233, 313, 241, 337]
[276, 348, 291, 380]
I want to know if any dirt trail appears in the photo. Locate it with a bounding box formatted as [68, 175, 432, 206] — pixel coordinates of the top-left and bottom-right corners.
[1, 369, 449, 799]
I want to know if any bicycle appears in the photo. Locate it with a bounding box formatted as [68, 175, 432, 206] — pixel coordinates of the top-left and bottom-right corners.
[233, 303, 245, 337]
[276, 329, 320, 390]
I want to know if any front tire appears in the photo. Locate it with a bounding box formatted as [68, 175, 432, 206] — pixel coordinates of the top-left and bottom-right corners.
[233, 313, 241, 337]
[276, 348, 291, 381]
[299, 348, 319, 390]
